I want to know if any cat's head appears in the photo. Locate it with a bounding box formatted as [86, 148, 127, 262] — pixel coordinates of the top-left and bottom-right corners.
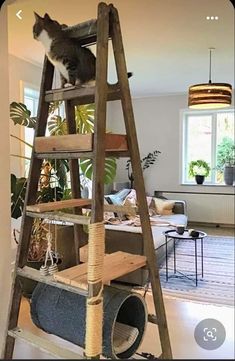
[33, 12, 62, 40]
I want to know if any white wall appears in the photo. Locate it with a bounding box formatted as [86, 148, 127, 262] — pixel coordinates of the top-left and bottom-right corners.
[0, 2, 13, 356]
[9, 54, 42, 177]
[107, 94, 234, 224]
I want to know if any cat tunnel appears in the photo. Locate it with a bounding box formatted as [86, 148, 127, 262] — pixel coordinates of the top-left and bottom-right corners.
[31, 283, 148, 359]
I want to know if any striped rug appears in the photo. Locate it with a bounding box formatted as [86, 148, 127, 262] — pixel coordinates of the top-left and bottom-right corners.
[158, 235, 234, 306]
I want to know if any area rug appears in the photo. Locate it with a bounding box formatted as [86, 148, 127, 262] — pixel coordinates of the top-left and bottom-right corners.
[158, 235, 234, 306]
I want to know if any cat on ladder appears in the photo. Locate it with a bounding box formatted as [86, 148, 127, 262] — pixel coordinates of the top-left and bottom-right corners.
[33, 12, 96, 88]
[33, 13, 132, 89]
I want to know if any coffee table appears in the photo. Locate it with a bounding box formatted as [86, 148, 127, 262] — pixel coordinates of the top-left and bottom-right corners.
[164, 229, 207, 286]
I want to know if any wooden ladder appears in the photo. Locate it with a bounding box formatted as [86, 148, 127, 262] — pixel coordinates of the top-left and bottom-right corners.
[4, 2, 172, 359]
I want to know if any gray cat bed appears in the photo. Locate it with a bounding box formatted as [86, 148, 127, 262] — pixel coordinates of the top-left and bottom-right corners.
[30, 284, 147, 359]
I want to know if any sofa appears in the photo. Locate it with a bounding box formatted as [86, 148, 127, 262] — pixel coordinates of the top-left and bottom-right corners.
[104, 199, 187, 286]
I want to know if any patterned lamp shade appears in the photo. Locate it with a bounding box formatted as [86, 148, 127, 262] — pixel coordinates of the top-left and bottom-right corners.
[188, 82, 232, 109]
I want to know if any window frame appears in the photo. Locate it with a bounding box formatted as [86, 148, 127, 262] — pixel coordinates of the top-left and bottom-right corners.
[181, 107, 234, 185]
[20, 81, 40, 175]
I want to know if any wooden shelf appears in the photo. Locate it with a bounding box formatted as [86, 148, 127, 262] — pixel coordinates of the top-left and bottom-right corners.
[26, 211, 91, 225]
[8, 328, 83, 359]
[54, 251, 147, 290]
[17, 266, 88, 296]
[35, 133, 128, 154]
[35, 150, 130, 159]
[26, 198, 91, 213]
[45, 84, 121, 104]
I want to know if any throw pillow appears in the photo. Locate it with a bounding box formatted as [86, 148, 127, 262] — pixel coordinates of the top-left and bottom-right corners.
[153, 197, 175, 215]
[104, 188, 132, 205]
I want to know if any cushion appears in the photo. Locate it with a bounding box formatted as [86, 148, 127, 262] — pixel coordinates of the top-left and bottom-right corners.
[105, 188, 132, 205]
[153, 197, 175, 215]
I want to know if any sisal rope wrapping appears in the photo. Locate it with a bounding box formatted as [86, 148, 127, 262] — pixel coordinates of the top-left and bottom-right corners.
[85, 222, 105, 357]
[87, 222, 105, 286]
[85, 299, 103, 358]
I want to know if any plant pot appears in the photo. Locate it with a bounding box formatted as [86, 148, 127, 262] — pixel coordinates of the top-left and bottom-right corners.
[195, 175, 205, 184]
[224, 166, 235, 186]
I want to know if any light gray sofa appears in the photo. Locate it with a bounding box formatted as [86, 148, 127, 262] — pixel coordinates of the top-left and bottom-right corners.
[104, 200, 187, 286]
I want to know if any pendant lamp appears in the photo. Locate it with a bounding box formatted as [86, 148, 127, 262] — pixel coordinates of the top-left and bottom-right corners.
[188, 48, 232, 109]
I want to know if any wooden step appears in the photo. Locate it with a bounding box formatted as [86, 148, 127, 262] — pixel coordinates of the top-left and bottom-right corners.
[26, 211, 91, 225]
[17, 266, 88, 296]
[35, 150, 130, 159]
[26, 198, 91, 213]
[45, 84, 121, 105]
[8, 327, 83, 359]
[54, 251, 147, 290]
[35, 133, 128, 154]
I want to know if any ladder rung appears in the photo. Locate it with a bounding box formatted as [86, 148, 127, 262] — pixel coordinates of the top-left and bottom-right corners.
[35, 150, 130, 159]
[148, 314, 158, 325]
[8, 327, 83, 359]
[35, 134, 128, 154]
[26, 211, 91, 225]
[26, 198, 91, 213]
[45, 84, 121, 104]
[17, 266, 88, 296]
[54, 251, 147, 290]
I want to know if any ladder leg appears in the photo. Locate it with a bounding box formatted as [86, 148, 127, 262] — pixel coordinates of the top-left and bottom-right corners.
[85, 3, 109, 359]
[4, 57, 54, 359]
[109, 6, 172, 359]
[64, 100, 85, 264]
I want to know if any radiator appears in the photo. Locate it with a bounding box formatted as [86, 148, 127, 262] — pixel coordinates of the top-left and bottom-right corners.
[163, 192, 234, 225]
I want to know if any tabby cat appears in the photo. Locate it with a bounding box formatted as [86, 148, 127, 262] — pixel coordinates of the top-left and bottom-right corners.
[33, 12, 96, 88]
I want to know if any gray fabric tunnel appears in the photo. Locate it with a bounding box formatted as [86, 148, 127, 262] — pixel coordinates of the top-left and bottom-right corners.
[30, 283, 148, 359]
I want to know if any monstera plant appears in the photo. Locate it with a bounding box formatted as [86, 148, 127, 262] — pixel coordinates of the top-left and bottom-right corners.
[10, 101, 117, 263]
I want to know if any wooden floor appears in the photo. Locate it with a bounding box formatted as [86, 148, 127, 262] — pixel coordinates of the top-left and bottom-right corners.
[12, 226, 234, 359]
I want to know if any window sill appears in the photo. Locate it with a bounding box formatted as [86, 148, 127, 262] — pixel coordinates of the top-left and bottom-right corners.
[181, 183, 234, 187]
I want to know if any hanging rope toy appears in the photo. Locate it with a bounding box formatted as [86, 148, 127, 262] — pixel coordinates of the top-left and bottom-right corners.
[40, 223, 58, 276]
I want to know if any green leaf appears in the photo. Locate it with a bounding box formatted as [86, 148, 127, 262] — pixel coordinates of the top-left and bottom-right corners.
[11, 174, 27, 219]
[49, 101, 63, 115]
[48, 115, 68, 136]
[75, 104, 95, 134]
[80, 157, 117, 184]
[37, 186, 63, 203]
[10, 102, 36, 128]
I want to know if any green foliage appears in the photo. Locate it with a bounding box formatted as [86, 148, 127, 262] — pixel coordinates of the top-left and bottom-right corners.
[75, 104, 95, 133]
[37, 186, 63, 203]
[10, 102, 37, 128]
[48, 115, 67, 135]
[80, 157, 117, 184]
[188, 160, 210, 177]
[11, 174, 27, 219]
[126, 150, 161, 184]
[217, 137, 235, 171]
[10, 101, 117, 221]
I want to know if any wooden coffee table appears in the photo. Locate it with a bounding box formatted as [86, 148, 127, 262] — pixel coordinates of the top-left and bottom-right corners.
[164, 229, 207, 286]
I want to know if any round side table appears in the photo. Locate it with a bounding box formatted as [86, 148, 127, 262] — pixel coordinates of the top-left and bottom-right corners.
[164, 229, 207, 286]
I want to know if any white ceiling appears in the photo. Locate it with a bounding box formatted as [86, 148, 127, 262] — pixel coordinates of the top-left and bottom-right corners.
[7, 0, 234, 97]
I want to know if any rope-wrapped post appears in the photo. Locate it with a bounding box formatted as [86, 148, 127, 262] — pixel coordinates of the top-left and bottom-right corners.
[85, 222, 105, 359]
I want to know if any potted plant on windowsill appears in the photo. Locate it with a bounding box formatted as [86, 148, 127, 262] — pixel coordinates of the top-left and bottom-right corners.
[188, 160, 210, 185]
[216, 137, 235, 186]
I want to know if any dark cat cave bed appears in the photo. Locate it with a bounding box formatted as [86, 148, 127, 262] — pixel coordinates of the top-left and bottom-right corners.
[31, 283, 147, 359]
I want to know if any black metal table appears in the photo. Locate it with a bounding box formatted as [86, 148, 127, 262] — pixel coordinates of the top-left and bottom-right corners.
[164, 229, 207, 286]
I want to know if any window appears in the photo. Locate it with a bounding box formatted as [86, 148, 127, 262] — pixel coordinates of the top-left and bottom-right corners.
[182, 109, 234, 184]
[23, 86, 39, 172]
[23, 85, 65, 173]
